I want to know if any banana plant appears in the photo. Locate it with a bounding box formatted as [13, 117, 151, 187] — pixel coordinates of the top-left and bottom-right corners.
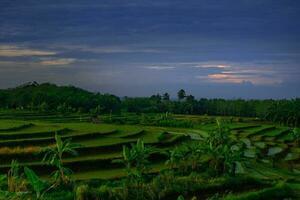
[290, 128, 300, 146]
[186, 142, 203, 171]
[201, 119, 245, 176]
[41, 133, 79, 186]
[24, 167, 48, 200]
[122, 139, 155, 176]
[166, 143, 201, 173]
[113, 139, 155, 199]
[0, 174, 6, 190]
[166, 145, 189, 171]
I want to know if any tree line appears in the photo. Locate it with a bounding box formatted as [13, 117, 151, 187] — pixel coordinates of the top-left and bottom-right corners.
[0, 82, 299, 126]
[122, 89, 300, 127]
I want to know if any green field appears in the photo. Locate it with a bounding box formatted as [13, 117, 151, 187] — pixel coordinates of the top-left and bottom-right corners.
[0, 111, 299, 199]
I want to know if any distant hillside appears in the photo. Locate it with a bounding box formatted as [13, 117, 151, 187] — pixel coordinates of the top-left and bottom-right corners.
[0, 82, 120, 113]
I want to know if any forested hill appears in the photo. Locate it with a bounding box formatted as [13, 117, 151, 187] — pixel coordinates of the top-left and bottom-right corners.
[0, 82, 121, 113]
[0, 82, 299, 126]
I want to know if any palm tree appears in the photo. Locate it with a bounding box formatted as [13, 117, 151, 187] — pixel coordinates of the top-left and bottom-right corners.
[41, 134, 79, 186]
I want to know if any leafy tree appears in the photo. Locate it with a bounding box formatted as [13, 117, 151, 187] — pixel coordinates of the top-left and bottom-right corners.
[186, 95, 195, 102]
[150, 93, 162, 103]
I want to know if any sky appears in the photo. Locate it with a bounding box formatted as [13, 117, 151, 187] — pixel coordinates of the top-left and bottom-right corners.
[0, 0, 299, 99]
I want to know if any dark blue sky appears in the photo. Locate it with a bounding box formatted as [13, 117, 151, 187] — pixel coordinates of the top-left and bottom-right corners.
[0, 0, 299, 98]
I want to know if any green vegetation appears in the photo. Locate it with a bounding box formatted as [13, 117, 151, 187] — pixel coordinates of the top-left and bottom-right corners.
[0, 83, 299, 127]
[0, 83, 299, 199]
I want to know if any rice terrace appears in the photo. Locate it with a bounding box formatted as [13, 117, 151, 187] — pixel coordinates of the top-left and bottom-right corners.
[0, 83, 298, 199]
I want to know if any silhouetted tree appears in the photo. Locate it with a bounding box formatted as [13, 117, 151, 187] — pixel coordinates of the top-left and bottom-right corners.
[177, 89, 186, 101]
[163, 93, 170, 101]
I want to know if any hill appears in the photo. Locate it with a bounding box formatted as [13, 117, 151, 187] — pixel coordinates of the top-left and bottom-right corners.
[0, 82, 120, 113]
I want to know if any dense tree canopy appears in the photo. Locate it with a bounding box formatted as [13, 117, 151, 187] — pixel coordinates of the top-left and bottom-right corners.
[0, 82, 121, 113]
[0, 83, 299, 126]
[122, 92, 300, 127]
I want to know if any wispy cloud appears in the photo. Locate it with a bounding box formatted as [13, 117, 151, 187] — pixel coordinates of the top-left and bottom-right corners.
[0, 45, 56, 57]
[138, 61, 295, 86]
[196, 63, 282, 85]
[52, 44, 164, 54]
[139, 61, 233, 69]
[193, 64, 231, 69]
[144, 65, 175, 70]
[0, 58, 76, 69]
[199, 73, 282, 85]
[39, 58, 76, 66]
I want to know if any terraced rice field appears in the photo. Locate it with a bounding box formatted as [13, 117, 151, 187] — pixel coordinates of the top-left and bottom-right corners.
[0, 113, 299, 198]
[0, 118, 192, 180]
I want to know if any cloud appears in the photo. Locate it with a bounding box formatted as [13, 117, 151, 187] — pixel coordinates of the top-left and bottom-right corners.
[39, 58, 76, 66]
[0, 58, 76, 70]
[140, 61, 233, 69]
[193, 64, 231, 69]
[135, 61, 297, 86]
[52, 44, 164, 54]
[144, 65, 175, 70]
[0, 45, 56, 57]
[196, 67, 282, 85]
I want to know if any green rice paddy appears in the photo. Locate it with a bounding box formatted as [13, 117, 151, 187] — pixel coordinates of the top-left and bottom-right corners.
[0, 111, 299, 199]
